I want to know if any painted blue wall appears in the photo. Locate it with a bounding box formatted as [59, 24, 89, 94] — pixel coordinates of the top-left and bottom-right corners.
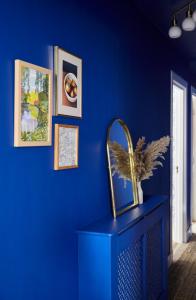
[0, 0, 195, 299]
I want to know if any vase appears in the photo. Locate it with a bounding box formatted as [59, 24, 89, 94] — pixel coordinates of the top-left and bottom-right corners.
[137, 181, 143, 204]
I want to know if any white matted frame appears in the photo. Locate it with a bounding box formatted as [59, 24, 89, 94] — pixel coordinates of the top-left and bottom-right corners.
[14, 60, 52, 147]
[54, 124, 79, 170]
[55, 46, 82, 118]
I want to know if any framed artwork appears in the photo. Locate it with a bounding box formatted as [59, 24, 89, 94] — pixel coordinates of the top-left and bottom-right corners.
[14, 60, 52, 147]
[55, 46, 82, 118]
[54, 124, 79, 170]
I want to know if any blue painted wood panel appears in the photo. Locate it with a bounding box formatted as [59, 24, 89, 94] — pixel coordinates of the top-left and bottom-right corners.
[78, 234, 113, 300]
[78, 196, 169, 300]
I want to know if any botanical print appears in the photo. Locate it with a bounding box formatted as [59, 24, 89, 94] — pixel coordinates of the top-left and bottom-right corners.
[59, 127, 77, 167]
[14, 60, 52, 147]
[55, 47, 82, 118]
[21, 67, 49, 141]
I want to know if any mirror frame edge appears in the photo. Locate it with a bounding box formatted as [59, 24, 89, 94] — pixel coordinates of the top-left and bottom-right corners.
[107, 118, 139, 218]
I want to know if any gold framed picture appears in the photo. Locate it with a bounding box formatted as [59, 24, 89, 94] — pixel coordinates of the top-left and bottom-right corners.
[14, 60, 52, 147]
[54, 124, 79, 170]
[54, 46, 82, 118]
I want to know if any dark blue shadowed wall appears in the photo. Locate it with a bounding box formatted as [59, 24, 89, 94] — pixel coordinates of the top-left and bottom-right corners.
[0, 0, 195, 299]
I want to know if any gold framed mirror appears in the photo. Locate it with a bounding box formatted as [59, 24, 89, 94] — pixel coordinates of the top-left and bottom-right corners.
[107, 119, 138, 218]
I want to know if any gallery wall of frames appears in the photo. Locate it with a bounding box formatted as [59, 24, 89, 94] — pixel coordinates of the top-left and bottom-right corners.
[1, 1, 196, 300]
[14, 48, 82, 170]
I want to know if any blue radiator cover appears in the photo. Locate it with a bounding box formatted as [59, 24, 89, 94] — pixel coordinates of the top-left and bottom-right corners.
[78, 195, 169, 300]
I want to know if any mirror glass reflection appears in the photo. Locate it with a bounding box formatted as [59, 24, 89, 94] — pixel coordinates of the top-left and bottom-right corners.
[107, 119, 138, 217]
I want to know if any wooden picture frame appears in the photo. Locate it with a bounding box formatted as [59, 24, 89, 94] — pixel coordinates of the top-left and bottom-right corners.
[14, 60, 52, 147]
[55, 46, 82, 118]
[54, 124, 79, 170]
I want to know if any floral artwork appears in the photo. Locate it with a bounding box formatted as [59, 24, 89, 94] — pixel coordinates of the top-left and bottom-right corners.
[54, 124, 79, 170]
[21, 68, 49, 141]
[14, 60, 52, 147]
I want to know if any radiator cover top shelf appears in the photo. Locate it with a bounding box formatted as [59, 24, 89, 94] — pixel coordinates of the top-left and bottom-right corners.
[78, 195, 168, 236]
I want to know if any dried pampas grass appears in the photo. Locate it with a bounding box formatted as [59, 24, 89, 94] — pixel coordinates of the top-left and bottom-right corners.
[134, 136, 170, 181]
[108, 136, 170, 183]
[108, 141, 131, 183]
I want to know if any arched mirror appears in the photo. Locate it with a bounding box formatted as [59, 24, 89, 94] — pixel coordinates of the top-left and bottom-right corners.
[107, 119, 138, 218]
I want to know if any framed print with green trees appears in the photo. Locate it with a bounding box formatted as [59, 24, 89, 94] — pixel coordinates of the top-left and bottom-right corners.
[14, 60, 52, 147]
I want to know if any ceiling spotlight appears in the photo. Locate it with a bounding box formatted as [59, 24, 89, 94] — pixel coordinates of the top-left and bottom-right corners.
[192, 10, 196, 22]
[169, 16, 182, 38]
[182, 4, 195, 31]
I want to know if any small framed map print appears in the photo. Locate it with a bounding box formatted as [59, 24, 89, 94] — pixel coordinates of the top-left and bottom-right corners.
[55, 46, 82, 118]
[54, 124, 79, 170]
[14, 60, 52, 147]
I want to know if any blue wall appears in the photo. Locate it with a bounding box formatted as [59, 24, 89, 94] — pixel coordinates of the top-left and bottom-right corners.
[0, 0, 195, 299]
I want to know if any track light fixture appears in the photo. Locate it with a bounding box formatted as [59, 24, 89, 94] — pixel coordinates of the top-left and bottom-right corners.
[169, 0, 196, 39]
